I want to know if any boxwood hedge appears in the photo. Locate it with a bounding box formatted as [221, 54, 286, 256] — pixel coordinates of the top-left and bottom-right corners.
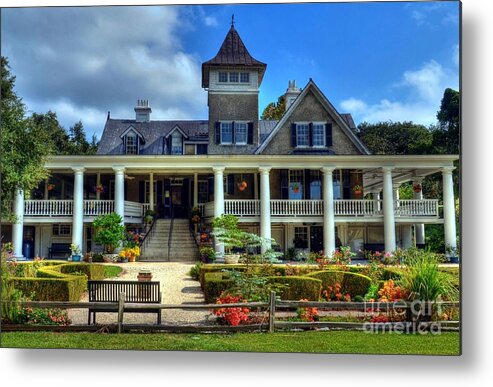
[203, 272, 235, 303]
[306, 270, 372, 298]
[266, 276, 322, 301]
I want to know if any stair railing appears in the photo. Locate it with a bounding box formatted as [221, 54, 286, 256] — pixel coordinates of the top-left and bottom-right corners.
[140, 216, 157, 256]
[167, 215, 174, 262]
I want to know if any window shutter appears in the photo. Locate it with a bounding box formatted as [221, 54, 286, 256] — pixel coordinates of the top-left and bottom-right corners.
[208, 175, 214, 196]
[157, 180, 163, 203]
[280, 169, 289, 199]
[247, 122, 254, 144]
[124, 181, 128, 200]
[304, 169, 311, 199]
[164, 179, 171, 217]
[308, 123, 313, 147]
[215, 122, 221, 144]
[166, 137, 171, 155]
[139, 181, 145, 203]
[325, 123, 333, 146]
[291, 124, 297, 147]
[227, 174, 235, 195]
[342, 169, 351, 199]
[231, 121, 235, 144]
[182, 178, 190, 209]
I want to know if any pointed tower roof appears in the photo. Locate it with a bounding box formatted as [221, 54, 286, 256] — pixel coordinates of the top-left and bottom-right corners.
[202, 25, 267, 88]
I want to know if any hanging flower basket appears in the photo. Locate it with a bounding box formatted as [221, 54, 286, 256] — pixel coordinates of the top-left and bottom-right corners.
[237, 181, 248, 192]
[292, 183, 300, 194]
[413, 184, 422, 193]
[47, 184, 55, 191]
[353, 184, 363, 195]
[95, 184, 105, 194]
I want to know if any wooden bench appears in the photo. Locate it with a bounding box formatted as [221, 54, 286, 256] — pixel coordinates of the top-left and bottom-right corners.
[48, 243, 72, 259]
[87, 280, 162, 325]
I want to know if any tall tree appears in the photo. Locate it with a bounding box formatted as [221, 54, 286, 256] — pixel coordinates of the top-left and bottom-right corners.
[69, 120, 98, 154]
[261, 95, 286, 120]
[28, 111, 72, 155]
[1, 57, 53, 219]
[433, 88, 460, 154]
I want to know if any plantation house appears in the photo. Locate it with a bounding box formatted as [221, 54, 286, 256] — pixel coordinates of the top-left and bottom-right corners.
[4, 25, 458, 261]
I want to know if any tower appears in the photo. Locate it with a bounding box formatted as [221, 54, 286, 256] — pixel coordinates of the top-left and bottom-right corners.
[202, 23, 267, 154]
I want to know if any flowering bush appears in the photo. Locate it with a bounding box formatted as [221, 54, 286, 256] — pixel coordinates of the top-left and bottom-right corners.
[297, 299, 319, 322]
[322, 283, 351, 302]
[213, 294, 250, 326]
[377, 279, 408, 302]
[20, 306, 71, 325]
[119, 246, 140, 262]
[330, 246, 355, 265]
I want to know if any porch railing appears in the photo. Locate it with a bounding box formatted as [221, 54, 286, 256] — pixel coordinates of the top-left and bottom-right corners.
[24, 200, 73, 216]
[225, 199, 260, 216]
[395, 199, 439, 217]
[334, 199, 379, 216]
[84, 200, 114, 216]
[271, 200, 323, 216]
[124, 201, 144, 218]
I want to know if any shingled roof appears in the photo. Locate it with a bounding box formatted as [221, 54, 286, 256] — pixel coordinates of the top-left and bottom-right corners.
[202, 26, 267, 88]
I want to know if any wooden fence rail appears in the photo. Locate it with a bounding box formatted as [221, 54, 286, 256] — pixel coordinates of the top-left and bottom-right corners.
[1, 294, 460, 334]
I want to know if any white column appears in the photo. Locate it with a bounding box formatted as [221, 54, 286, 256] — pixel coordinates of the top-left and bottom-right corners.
[382, 167, 396, 252]
[96, 172, 101, 201]
[442, 167, 457, 256]
[113, 166, 125, 224]
[401, 225, 413, 249]
[72, 167, 85, 254]
[322, 167, 336, 256]
[193, 172, 198, 207]
[12, 188, 25, 259]
[413, 178, 425, 245]
[259, 167, 272, 254]
[213, 166, 225, 258]
[149, 172, 155, 211]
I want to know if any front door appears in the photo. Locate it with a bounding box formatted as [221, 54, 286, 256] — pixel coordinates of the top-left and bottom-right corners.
[170, 178, 189, 218]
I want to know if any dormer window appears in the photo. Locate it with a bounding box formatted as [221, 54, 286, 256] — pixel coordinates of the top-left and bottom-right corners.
[171, 131, 183, 155]
[125, 131, 138, 154]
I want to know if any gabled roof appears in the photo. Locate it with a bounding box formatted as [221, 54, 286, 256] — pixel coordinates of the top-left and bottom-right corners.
[165, 125, 189, 139]
[119, 126, 145, 143]
[255, 79, 371, 155]
[202, 26, 267, 88]
[97, 119, 208, 155]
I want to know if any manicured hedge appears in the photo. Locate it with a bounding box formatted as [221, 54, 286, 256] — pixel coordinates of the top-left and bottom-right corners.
[203, 272, 234, 304]
[381, 268, 403, 281]
[267, 276, 322, 301]
[306, 270, 372, 298]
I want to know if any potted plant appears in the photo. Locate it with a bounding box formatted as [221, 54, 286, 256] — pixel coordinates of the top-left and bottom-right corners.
[70, 243, 82, 262]
[237, 180, 248, 192]
[95, 184, 105, 194]
[292, 182, 300, 194]
[413, 183, 422, 193]
[199, 246, 216, 263]
[92, 212, 126, 262]
[144, 209, 156, 224]
[353, 184, 363, 196]
[47, 183, 55, 191]
[119, 246, 140, 263]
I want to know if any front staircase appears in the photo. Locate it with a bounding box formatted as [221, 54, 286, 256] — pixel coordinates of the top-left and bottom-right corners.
[139, 219, 200, 262]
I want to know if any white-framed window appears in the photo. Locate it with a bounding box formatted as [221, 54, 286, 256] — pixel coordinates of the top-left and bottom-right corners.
[220, 122, 233, 144]
[310, 170, 322, 200]
[229, 72, 239, 83]
[52, 224, 71, 236]
[126, 132, 138, 155]
[218, 72, 228, 82]
[235, 122, 248, 145]
[296, 123, 309, 147]
[171, 131, 183, 155]
[294, 226, 309, 249]
[312, 123, 325, 147]
[145, 181, 157, 205]
[333, 170, 342, 200]
[240, 72, 250, 83]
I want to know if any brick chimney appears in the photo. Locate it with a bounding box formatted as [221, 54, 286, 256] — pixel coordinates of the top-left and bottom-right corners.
[134, 99, 152, 122]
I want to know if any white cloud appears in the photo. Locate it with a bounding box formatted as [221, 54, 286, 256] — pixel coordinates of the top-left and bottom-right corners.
[340, 59, 459, 126]
[204, 15, 218, 27]
[453, 44, 460, 66]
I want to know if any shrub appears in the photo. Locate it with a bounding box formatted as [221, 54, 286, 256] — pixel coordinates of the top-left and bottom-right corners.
[203, 272, 234, 304]
[8, 276, 86, 302]
[297, 299, 319, 322]
[198, 264, 247, 289]
[306, 270, 372, 298]
[19, 306, 71, 325]
[213, 294, 250, 326]
[267, 276, 322, 301]
[92, 212, 126, 253]
[189, 263, 203, 281]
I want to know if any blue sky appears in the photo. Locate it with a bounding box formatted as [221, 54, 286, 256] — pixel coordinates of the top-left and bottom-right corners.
[1, 1, 460, 139]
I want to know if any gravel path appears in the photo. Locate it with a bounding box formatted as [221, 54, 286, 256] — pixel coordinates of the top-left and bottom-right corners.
[68, 262, 213, 326]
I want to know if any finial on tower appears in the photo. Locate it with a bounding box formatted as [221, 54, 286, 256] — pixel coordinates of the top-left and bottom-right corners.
[231, 14, 235, 27]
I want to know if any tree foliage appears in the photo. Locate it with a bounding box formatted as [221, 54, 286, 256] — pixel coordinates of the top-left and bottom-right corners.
[261, 95, 286, 120]
[1, 57, 53, 219]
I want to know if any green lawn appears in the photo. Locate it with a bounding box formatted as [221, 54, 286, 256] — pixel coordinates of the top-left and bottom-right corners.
[1, 331, 459, 355]
[104, 265, 123, 278]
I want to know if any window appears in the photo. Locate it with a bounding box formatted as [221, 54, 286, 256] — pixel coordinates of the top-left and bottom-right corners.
[198, 180, 209, 203]
[294, 227, 309, 249]
[240, 72, 250, 83]
[220, 122, 233, 144]
[52, 224, 71, 236]
[171, 131, 183, 155]
[296, 124, 309, 147]
[229, 72, 239, 82]
[196, 144, 208, 155]
[310, 170, 322, 200]
[145, 181, 157, 205]
[235, 122, 247, 145]
[289, 170, 304, 200]
[218, 72, 228, 82]
[312, 123, 325, 147]
[333, 170, 342, 200]
[126, 132, 138, 155]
